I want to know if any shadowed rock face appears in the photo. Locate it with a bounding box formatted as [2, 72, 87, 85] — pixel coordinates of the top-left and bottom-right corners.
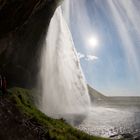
[0, 96, 47, 140]
[0, 0, 61, 38]
[0, 0, 39, 37]
[0, 0, 62, 87]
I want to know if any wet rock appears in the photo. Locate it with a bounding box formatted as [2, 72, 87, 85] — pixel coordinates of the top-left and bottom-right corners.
[0, 96, 47, 140]
[0, 0, 62, 88]
[0, 0, 60, 38]
[122, 133, 133, 139]
[135, 136, 140, 140]
[110, 134, 123, 139]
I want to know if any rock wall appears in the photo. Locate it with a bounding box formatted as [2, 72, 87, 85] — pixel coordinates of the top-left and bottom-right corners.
[0, 0, 62, 87]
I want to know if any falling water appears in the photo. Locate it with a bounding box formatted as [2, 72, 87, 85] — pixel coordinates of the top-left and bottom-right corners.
[39, 6, 91, 119]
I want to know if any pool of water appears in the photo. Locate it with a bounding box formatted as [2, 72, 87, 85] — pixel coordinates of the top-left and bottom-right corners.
[76, 105, 140, 139]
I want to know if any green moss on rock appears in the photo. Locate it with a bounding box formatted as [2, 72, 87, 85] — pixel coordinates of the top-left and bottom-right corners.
[8, 87, 109, 140]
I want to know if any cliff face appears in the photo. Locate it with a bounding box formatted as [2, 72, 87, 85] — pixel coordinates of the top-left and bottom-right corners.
[0, 0, 62, 87]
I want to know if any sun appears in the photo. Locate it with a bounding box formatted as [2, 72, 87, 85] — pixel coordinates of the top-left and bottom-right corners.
[88, 36, 99, 48]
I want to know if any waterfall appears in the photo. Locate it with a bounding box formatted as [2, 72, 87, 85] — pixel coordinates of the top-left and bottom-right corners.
[39, 6, 91, 119]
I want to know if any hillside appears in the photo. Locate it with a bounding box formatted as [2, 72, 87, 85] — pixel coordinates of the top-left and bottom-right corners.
[87, 85, 107, 104]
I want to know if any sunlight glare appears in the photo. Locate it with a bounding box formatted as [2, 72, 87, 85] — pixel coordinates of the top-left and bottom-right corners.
[88, 36, 99, 48]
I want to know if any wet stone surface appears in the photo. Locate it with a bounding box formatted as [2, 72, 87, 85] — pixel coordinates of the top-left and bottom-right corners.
[0, 95, 48, 140]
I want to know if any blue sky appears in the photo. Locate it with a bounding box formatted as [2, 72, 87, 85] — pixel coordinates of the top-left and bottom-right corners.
[63, 0, 140, 96]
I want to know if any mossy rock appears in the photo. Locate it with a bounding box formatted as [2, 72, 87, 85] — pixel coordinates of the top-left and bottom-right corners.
[7, 87, 109, 140]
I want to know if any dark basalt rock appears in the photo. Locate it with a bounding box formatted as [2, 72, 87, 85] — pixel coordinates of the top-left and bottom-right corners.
[122, 133, 133, 139]
[135, 136, 140, 140]
[0, 0, 61, 38]
[0, 96, 49, 140]
[0, 0, 62, 88]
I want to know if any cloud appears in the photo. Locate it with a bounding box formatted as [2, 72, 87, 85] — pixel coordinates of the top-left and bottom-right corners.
[86, 55, 98, 61]
[77, 52, 85, 59]
[77, 52, 98, 62]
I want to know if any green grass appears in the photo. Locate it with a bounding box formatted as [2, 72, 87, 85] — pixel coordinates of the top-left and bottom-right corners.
[8, 87, 109, 140]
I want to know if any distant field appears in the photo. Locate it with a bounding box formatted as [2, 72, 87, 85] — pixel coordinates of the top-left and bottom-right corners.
[106, 96, 140, 106]
[88, 85, 140, 106]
